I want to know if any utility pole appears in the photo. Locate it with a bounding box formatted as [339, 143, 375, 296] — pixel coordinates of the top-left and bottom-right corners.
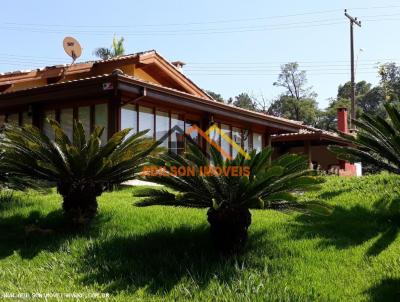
[344, 9, 361, 130]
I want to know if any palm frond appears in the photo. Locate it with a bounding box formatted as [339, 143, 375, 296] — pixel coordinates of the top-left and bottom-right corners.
[0, 119, 160, 193]
[137, 143, 322, 211]
[329, 103, 400, 174]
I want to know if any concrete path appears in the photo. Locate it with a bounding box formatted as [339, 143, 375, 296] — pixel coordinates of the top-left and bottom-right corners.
[123, 179, 161, 186]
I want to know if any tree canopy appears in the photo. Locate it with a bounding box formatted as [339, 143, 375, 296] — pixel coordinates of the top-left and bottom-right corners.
[268, 96, 321, 126]
[273, 62, 317, 100]
[206, 90, 225, 102]
[228, 93, 257, 111]
[269, 63, 320, 126]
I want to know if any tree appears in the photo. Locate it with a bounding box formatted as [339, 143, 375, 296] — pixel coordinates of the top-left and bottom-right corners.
[271, 62, 319, 124]
[253, 93, 271, 114]
[378, 62, 400, 101]
[336, 80, 385, 117]
[94, 36, 125, 60]
[206, 90, 225, 103]
[358, 86, 386, 117]
[318, 81, 378, 131]
[268, 96, 321, 126]
[337, 80, 371, 100]
[0, 120, 158, 226]
[228, 93, 257, 110]
[329, 103, 400, 175]
[135, 144, 324, 254]
[273, 62, 317, 101]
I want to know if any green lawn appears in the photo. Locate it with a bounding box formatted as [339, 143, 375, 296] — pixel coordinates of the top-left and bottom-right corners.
[0, 174, 399, 301]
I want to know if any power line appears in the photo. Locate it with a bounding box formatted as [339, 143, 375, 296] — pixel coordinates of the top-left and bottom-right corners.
[3, 9, 343, 28]
[185, 72, 378, 76]
[0, 17, 398, 36]
[0, 58, 389, 66]
[0, 20, 345, 36]
[186, 58, 398, 64]
[3, 4, 400, 28]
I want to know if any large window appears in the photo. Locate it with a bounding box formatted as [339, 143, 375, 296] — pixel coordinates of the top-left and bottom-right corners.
[121, 104, 137, 137]
[139, 106, 154, 138]
[7, 113, 19, 125]
[220, 124, 231, 159]
[60, 108, 74, 141]
[156, 110, 169, 148]
[39, 103, 108, 142]
[1, 112, 32, 127]
[170, 113, 184, 154]
[95, 104, 108, 143]
[78, 106, 91, 138]
[253, 132, 263, 152]
[43, 110, 56, 140]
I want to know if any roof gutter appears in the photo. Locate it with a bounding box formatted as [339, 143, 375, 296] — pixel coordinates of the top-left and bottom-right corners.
[117, 76, 303, 133]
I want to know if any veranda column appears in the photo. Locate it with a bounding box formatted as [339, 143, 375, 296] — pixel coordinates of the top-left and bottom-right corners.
[201, 113, 212, 153]
[304, 140, 313, 169]
[108, 92, 121, 139]
[265, 132, 272, 163]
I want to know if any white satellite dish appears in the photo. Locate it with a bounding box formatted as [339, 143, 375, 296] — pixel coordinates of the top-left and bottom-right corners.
[63, 36, 82, 62]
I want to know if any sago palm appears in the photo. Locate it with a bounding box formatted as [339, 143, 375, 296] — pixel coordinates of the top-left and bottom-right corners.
[0, 152, 33, 190]
[134, 144, 323, 253]
[329, 103, 400, 174]
[0, 119, 158, 225]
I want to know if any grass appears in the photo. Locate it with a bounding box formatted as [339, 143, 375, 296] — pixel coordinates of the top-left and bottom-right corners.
[0, 174, 399, 301]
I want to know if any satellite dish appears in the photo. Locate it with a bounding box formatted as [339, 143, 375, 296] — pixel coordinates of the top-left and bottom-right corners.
[63, 36, 82, 61]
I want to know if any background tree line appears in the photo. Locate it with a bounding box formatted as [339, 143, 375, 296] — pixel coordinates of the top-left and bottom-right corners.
[207, 61, 400, 131]
[92, 36, 400, 131]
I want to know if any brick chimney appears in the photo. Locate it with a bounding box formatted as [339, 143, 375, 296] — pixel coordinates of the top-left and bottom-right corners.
[336, 107, 356, 176]
[171, 60, 186, 72]
[337, 107, 348, 133]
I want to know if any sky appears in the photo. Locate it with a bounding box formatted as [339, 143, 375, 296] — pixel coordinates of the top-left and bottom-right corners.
[1, 0, 400, 109]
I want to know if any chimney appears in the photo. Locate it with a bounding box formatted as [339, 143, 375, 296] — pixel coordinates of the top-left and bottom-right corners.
[337, 107, 348, 133]
[171, 60, 186, 72]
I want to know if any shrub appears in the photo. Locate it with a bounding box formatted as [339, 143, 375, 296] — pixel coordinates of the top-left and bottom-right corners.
[0, 119, 158, 226]
[134, 144, 323, 253]
[329, 103, 400, 174]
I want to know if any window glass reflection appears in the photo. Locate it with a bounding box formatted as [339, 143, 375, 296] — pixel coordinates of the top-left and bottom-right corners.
[170, 113, 184, 154]
[232, 127, 242, 158]
[121, 104, 137, 138]
[243, 129, 250, 152]
[253, 132, 263, 152]
[220, 124, 231, 159]
[139, 106, 154, 138]
[95, 104, 108, 144]
[78, 106, 91, 138]
[60, 108, 74, 141]
[156, 110, 169, 149]
[7, 113, 19, 125]
[43, 110, 56, 140]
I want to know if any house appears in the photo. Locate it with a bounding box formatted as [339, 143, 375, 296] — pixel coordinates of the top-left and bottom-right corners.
[271, 108, 357, 176]
[0, 50, 356, 175]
